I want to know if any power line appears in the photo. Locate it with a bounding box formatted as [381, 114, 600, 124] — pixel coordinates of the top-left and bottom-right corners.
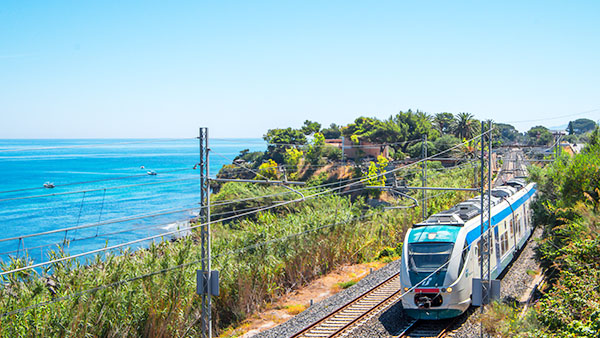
[0, 183, 374, 259]
[0, 175, 367, 276]
[0, 204, 202, 243]
[503, 108, 600, 124]
[265, 137, 423, 148]
[0, 213, 372, 317]
[0, 188, 493, 319]
[0, 130, 491, 277]
[0, 175, 360, 244]
[0, 201, 203, 256]
[0, 135, 489, 317]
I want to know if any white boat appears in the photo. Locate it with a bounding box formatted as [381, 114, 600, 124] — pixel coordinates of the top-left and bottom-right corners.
[147, 171, 157, 176]
[43, 182, 55, 188]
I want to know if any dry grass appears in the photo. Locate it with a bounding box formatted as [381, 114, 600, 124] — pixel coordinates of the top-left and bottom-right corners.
[284, 303, 307, 315]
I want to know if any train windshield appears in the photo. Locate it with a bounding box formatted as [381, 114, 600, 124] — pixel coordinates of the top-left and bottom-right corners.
[408, 242, 454, 272]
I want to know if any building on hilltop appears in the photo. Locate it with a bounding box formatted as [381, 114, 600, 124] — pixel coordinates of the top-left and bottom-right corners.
[325, 138, 389, 160]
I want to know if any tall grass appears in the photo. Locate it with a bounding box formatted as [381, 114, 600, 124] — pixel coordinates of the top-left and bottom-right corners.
[0, 164, 476, 337]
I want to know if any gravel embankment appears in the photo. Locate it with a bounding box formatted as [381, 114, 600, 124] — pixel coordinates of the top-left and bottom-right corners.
[255, 260, 402, 338]
[260, 226, 543, 338]
[447, 226, 543, 338]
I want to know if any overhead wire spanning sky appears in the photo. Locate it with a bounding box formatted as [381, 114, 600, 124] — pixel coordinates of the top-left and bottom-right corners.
[1, 1, 598, 138]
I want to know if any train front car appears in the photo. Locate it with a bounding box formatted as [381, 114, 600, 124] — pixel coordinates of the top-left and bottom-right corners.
[399, 178, 537, 320]
[399, 214, 473, 320]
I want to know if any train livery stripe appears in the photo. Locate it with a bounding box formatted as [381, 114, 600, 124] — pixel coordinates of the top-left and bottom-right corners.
[465, 185, 537, 246]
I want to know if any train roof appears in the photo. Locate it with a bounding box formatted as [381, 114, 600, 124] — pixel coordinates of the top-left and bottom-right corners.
[505, 178, 526, 189]
[491, 186, 517, 198]
[413, 179, 531, 229]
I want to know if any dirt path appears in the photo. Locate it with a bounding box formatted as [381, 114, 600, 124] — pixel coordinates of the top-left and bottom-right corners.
[220, 261, 387, 337]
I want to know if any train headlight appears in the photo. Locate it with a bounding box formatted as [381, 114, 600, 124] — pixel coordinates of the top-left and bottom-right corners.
[446, 287, 453, 293]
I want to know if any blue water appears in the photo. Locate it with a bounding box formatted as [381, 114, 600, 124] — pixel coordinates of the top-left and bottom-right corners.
[0, 138, 265, 265]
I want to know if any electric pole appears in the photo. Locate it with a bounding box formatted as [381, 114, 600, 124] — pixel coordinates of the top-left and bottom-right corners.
[198, 127, 212, 338]
[422, 134, 427, 220]
[479, 121, 493, 338]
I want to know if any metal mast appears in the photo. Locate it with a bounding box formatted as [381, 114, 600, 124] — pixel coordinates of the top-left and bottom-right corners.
[422, 134, 427, 220]
[198, 127, 212, 338]
[479, 121, 493, 337]
[487, 120, 492, 300]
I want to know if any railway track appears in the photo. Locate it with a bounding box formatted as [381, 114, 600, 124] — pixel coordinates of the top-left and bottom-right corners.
[291, 274, 402, 338]
[394, 318, 455, 338]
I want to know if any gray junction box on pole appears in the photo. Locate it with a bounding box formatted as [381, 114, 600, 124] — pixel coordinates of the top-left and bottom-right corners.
[472, 278, 501, 306]
[197, 270, 220, 297]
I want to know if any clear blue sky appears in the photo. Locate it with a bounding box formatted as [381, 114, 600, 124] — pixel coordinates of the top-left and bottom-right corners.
[1, 1, 598, 138]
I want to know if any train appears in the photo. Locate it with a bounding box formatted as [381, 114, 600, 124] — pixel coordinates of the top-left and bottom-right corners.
[399, 177, 537, 319]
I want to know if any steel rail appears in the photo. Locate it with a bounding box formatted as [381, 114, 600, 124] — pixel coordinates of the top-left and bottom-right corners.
[395, 318, 457, 338]
[291, 274, 402, 338]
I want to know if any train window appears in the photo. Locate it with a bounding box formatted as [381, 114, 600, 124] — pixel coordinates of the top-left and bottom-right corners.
[510, 219, 514, 237]
[408, 242, 454, 272]
[500, 233, 509, 255]
[458, 243, 469, 275]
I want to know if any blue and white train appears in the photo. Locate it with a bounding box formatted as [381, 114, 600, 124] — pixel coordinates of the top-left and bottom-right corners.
[399, 178, 537, 319]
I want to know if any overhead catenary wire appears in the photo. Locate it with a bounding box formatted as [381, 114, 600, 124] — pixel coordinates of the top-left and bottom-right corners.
[0, 175, 359, 245]
[265, 137, 424, 148]
[219, 158, 477, 173]
[1, 217, 197, 257]
[503, 108, 600, 124]
[0, 185, 332, 276]
[0, 131, 493, 319]
[0, 204, 203, 244]
[0, 213, 373, 317]
[0, 133, 484, 269]
[0, 184, 373, 258]
[0, 129, 492, 277]
[0, 156, 474, 209]
[1, 186, 497, 319]
[0, 169, 378, 275]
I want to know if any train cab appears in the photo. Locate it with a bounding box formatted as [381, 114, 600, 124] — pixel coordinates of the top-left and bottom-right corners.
[399, 179, 537, 320]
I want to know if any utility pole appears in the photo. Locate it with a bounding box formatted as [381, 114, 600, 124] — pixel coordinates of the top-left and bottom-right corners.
[479, 121, 493, 338]
[487, 120, 492, 286]
[422, 134, 427, 220]
[198, 127, 212, 338]
[341, 136, 345, 165]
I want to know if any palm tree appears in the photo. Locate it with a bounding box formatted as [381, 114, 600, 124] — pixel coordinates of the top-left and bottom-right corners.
[434, 112, 456, 134]
[454, 112, 475, 139]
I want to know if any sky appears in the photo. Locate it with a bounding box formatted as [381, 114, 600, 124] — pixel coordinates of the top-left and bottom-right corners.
[1, 1, 599, 138]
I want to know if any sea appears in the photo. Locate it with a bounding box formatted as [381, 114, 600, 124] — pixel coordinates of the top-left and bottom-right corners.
[0, 138, 266, 266]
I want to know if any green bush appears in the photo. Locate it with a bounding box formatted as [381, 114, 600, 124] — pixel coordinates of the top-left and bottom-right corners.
[509, 141, 600, 337]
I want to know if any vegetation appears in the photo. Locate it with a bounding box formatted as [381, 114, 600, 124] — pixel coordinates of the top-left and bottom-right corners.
[483, 126, 600, 337]
[526, 125, 553, 146]
[567, 118, 597, 135]
[4, 108, 598, 337]
[220, 112, 597, 184]
[0, 151, 477, 337]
